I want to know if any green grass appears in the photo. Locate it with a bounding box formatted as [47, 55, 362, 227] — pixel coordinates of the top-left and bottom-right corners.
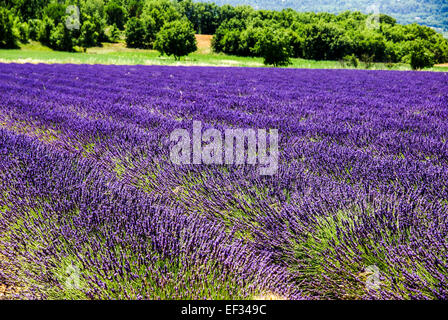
[1, 41, 447, 71]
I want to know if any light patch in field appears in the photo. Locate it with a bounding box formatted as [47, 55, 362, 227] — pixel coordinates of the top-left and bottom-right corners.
[253, 292, 287, 300]
[86, 42, 145, 54]
[195, 34, 213, 54]
[219, 59, 264, 67]
[0, 111, 60, 143]
[0, 58, 46, 64]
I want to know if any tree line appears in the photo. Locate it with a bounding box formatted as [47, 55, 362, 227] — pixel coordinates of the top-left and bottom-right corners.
[210, 8, 448, 68]
[205, 0, 448, 37]
[1, 0, 447, 69]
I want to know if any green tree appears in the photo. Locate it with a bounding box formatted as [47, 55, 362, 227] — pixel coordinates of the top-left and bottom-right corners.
[80, 0, 105, 19]
[17, 21, 30, 44]
[379, 14, 396, 26]
[154, 19, 197, 60]
[143, 0, 182, 32]
[91, 12, 108, 42]
[212, 28, 241, 54]
[238, 27, 263, 56]
[28, 19, 41, 41]
[211, 18, 245, 54]
[78, 20, 99, 50]
[49, 22, 74, 51]
[360, 53, 375, 69]
[410, 42, 435, 70]
[125, 12, 156, 49]
[254, 28, 292, 67]
[287, 28, 305, 58]
[179, 1, 220, 34]
[127, 0, 144, 18]
[125, 17, 146, 48]
[140, 14, 157, 46]
[15, 0, 47, 21]
[105, 0, 127, 29]
[0, 7, 19, 48]
[108, 23, 121, 42]
[43, 2, 66, 25]
[342, 54, 358, 68]
[303, 23, 348, 60]
[38, 16, 55, 46]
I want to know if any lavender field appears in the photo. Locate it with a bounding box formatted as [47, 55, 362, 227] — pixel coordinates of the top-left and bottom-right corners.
[0, 63, 447, 300]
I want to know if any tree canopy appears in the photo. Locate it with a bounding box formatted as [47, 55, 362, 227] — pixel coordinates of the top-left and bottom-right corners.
[1, 0, 447, 68]
[154, 19, 197, 59]
[199, 0, 448, 36]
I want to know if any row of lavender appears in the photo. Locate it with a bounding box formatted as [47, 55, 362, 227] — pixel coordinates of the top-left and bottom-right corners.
[0, 63, 447, 299]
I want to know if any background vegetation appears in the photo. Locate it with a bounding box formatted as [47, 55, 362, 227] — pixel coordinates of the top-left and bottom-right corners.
[1, 0, 448, 69]
[202, 0, 448, 36]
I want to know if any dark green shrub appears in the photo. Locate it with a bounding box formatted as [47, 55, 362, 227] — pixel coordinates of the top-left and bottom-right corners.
[343, 54, 359, 68]
[211, 18, 245, 54]
[38, 16, 55, 46]
[49, 23, 75, 51]
[78, 20, 99, 49]
[124, 13, 157, 49]
[17, 21, 30, 44]
[142, 0, 182, 32]
[303, 23, 348, 60]
[154, 19, 197, 60]
[28, 19, 41, 41]
[238, 27, 263, 56]
[410, 44, 435, 70]
[254, 28, 292, 67]
[142, 15, 157, 47]
[288, 30, 305, 58]
[125, 17, 146, 48]
[212, 28, 241, 54]
[360, 53, 375, 69]
[89, 12, 108, 43]
[108, 23, 121, 43]
[43, 3, 67, 25]
[106, 1, 127, 30]
[127, 0, 144, 18]
[0, 7, 19, 48]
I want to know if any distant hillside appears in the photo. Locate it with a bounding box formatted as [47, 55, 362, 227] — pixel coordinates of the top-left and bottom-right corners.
[198, 0, 448, 34]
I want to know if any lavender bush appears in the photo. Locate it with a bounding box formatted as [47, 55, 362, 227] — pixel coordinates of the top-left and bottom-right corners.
[0, 63, 447, 299]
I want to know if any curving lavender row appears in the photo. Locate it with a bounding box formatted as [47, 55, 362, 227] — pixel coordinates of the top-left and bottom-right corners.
[0, 63, 447, 299]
